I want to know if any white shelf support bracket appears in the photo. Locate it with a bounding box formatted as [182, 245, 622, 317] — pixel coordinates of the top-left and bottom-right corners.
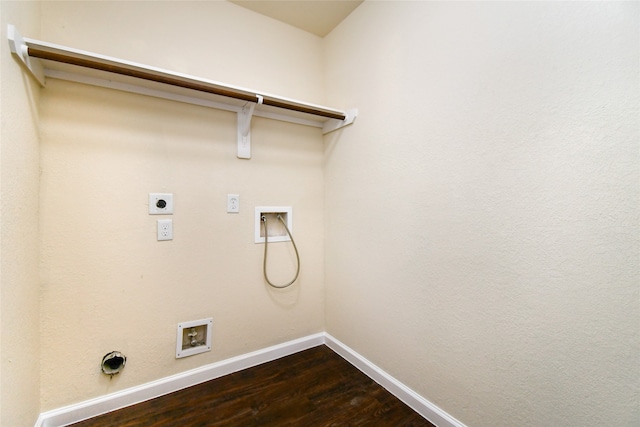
[322, 108, 358, 135]
[237, 95, 262, 159]
[7, 25, 45, 87]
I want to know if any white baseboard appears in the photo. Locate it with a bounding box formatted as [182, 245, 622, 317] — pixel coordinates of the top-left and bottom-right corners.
[36, 332, 465, 427]
[324, 333, 467, 427]
[36, 333, 324, 427]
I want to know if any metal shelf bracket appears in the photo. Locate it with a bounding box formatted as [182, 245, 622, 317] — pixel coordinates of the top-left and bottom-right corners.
[237, 95, 262, 159]
[7, 25, 45, 86]
[322, 108, 358, 135]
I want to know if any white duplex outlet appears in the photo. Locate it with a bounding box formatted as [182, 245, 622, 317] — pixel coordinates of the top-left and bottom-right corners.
[157, 219, 173, 241]
[227, 194, 239, 213]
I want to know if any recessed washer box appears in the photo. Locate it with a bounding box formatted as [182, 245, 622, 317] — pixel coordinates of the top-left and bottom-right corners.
[176, 318, 212, 358]
[255, 206, 292, 243]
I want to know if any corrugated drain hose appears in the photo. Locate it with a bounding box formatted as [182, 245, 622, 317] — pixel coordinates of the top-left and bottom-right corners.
[261, 214, 300, 288]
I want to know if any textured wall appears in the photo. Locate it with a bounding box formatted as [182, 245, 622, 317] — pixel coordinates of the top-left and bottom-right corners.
[38, 1, 325, 410]
[0, 1, 42, 425]
[324, 2, 639, 426]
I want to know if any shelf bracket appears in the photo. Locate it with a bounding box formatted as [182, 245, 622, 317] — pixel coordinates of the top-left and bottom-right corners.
[7, 25, 45, 87]
[237, 95, 262, 159]
[322, 108, 358, 135]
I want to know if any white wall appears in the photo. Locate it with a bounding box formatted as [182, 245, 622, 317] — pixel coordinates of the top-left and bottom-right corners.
[324, 2, 639, 426]
[38, 1, 325, 410]
[4, 1, 638, 424]
[0, 1, 42, 425]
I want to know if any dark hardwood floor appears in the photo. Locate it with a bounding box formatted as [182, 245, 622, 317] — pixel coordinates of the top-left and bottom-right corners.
[70, 345, 435, 426]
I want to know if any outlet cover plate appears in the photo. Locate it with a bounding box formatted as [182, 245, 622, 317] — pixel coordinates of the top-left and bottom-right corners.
[149, 193, 173, 215]
[157, 219, 173, 241]
[227, 194, 239, 213]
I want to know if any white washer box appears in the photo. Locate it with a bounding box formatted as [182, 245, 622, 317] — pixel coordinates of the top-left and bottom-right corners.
[176, 318, 212, 358]
[255, 206, 292, 243]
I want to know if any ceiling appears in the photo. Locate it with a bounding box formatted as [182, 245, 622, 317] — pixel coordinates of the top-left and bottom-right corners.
[228, 0, 363, 37]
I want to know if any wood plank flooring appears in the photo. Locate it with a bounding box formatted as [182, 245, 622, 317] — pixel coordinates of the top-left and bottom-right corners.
[70, 345, 435, 426]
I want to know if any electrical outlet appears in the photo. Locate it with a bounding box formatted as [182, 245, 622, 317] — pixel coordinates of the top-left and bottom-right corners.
[149, 193, 173, 215]
[227, 194, 240, 213]
[157, 219, 173, 241]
